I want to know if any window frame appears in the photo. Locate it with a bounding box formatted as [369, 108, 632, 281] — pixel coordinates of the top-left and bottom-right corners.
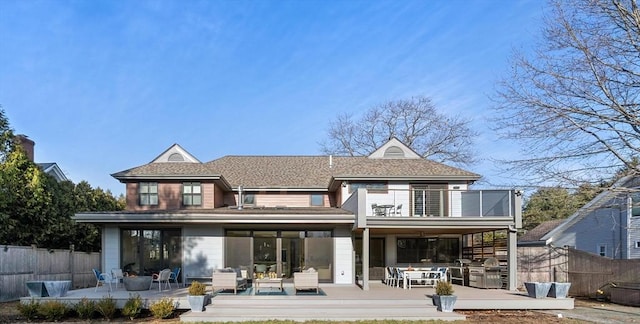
[598, 244, 607, 257]
[139, 182, 158, 206]
[243, 193, 256, 206]
[631, 192, 640, 217]
[182, 182, 202, 206]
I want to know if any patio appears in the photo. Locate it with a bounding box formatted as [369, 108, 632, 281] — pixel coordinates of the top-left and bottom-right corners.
[20, 282, 573, 322]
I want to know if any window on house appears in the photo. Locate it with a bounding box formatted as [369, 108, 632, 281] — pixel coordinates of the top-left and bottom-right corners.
[635, 241, 640, 249]
[632, 192, 640, 217]
[182, 182, 202, 206]
[310, 194, 324, 206]
[349, 182, 387, 194]
[243, 194, 255, 205]
[598, 244, 607, 257]
[139, 182, 158, 206]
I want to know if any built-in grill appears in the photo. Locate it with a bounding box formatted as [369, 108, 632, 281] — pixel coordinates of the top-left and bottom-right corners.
[467, 257, 502, 289]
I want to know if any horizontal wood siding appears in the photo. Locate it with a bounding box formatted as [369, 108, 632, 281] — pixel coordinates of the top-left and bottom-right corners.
[126, 181, 216, 210]
[223, 192, 333, 208]
[0, 245, 99, 301]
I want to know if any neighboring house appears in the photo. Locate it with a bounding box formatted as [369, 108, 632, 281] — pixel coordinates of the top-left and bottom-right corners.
[521, 175, 640, 259]
[74, 138, 522, 290]
[16, 134, 68, 182]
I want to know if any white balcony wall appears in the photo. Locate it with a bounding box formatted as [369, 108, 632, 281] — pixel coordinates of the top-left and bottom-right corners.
[448, 183, 468, 218]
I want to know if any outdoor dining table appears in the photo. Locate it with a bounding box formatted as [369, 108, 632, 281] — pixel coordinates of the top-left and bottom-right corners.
[402, 269, 445, 289]
[376, 204, 395, 216]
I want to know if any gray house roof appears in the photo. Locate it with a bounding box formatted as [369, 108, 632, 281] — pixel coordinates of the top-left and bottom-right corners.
[539, 175, 638, 245]
[518, 219, 566, 246]
[112, 150, 480, 190]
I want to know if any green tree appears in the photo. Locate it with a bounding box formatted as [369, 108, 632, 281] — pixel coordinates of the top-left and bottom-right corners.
[0, 107, 124, 251]
[522, 184, 601, 230]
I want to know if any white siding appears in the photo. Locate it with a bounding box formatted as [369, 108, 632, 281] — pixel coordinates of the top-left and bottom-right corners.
[629, 212, 640, 259]
[448, 183, 467, 217]
[182, 226, 224, 278]
[102, 226, 120, 283]
[334, 226, 353, 284]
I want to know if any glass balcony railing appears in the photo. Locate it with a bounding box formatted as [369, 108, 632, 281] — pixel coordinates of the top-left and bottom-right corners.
[363, 189, 519, 218]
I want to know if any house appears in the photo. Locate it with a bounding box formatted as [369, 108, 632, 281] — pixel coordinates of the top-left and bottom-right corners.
[15, 134, 68, 182]
[521, 175, 640, 259]
[74, 138, 522, 290]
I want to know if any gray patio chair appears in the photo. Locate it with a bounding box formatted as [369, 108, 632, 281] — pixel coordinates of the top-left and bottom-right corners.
[150, 269, 172, 291]
[111, 268, 126, 289]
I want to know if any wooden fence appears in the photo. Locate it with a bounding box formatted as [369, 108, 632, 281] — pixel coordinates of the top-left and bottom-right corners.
[568, 248, 640, 298]
[0, 245, 100, 301]
[517, 246, 640, 298]
[517, 245, 569, 288]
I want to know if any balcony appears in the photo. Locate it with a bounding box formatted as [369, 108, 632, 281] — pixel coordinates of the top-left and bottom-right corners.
[344, 188, 520, 219]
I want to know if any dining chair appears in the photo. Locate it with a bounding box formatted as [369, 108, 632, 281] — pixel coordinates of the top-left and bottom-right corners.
[93, 269, 112, 292]
[394, 204, 403, 216]
[111, 268, 126, 289]
[384, 266, 395, 286]
[168, 267, 181, 288]
[150, 269, 172, 291]
[394, 267, 404, 288]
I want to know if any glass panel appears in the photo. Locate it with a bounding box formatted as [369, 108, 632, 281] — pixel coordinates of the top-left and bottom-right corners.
[193, 185, 201, 194]
[370, 238, 385, 267]
[305, 231, 333, 281]
[193, 195, 201, 206]
[281, 231, 305, 278]
[140, 183, 149, 193]
[632, 193, 640, 217]
[183, 185, 192, 194]
[140, 195, 149, 205]
[244, 194, 255, 205]
[149, 195, 158, 205]
[461, 191, 481, 216]
[183, 195, 192, 205]
[143, 230, 162, 275]
[149, 184, 157, 193]
[253, 231, 277, 276]
[121, 230, 140, 275]
[225, 235, 252, 277]
[482, 190, 510, 216]
[413, 189, 425, 216]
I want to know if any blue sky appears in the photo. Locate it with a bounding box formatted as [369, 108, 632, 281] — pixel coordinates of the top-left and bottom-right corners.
[0, 0, 545, 196]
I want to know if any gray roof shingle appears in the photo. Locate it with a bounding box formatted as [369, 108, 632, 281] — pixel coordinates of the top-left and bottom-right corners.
[112, 155, 480, 188]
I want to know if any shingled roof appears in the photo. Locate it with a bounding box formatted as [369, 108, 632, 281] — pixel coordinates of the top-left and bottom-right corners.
[112, 154, 480, 189]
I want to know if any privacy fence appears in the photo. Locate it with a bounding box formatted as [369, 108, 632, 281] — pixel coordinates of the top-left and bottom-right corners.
[0, 245, 100, 301]
[517, 245, 640, 298]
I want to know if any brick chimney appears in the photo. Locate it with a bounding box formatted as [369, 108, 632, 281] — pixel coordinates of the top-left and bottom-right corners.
[15, 134, 35, 162]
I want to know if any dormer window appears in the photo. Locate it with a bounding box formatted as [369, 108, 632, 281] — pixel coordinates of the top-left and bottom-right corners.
[168, 153, 185, 162]
[182, 182, 202, 206]
[139, 182, 158, 206]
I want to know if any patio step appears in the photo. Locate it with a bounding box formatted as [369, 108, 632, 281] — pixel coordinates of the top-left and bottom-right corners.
[180, 298, 466, 322]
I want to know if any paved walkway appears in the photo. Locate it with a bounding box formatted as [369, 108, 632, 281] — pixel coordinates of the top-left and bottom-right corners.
[540, 299, 640, 323]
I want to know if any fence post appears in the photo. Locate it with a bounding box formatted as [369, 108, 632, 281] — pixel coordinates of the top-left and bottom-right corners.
[31, 244, 38, 280]
[69, 244, 75, 287]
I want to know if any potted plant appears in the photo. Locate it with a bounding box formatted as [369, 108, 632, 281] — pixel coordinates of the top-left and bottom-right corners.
[187, 281, 208, 312]
[432, 280, 457, 312]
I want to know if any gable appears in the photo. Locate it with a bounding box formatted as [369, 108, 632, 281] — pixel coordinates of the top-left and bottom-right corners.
[151, 144, 201, 163]
[368, 138, 421, 159]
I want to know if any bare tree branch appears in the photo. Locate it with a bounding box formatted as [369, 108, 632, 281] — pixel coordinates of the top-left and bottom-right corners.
[320, 96, 477, 166]
[491, 0, 640, 186]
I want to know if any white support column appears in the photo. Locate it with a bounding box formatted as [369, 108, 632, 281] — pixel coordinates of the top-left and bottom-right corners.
[508, 229, 518, 290]
[362, 228, 370, 291]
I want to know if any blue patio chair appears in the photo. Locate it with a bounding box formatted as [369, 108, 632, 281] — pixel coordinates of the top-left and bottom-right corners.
[93, 269, 112, 292]
[168, 267, 181, 288]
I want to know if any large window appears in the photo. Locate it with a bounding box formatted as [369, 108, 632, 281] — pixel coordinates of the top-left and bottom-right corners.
[139, 182, 158, 206]
[396, 237, 460, 264]
[182, 182, 202, 206]
[121, 229, 181, 277]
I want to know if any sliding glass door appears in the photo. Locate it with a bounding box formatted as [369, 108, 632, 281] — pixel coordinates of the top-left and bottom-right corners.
[121, 229, 181, 277]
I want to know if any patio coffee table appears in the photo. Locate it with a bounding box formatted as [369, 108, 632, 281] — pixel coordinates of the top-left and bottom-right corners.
[254, 278, 283, 294]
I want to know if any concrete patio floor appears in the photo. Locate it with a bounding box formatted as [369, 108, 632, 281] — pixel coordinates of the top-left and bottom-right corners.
[20, 281, 574, 322]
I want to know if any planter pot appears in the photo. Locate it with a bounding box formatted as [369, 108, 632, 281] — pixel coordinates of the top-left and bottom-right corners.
[432, 295, 457, 312]
[524, 282, 552, 299]
[26, 281, 48, 297]
[548, 282, 571, 298]
[188, 295, 208, 312]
